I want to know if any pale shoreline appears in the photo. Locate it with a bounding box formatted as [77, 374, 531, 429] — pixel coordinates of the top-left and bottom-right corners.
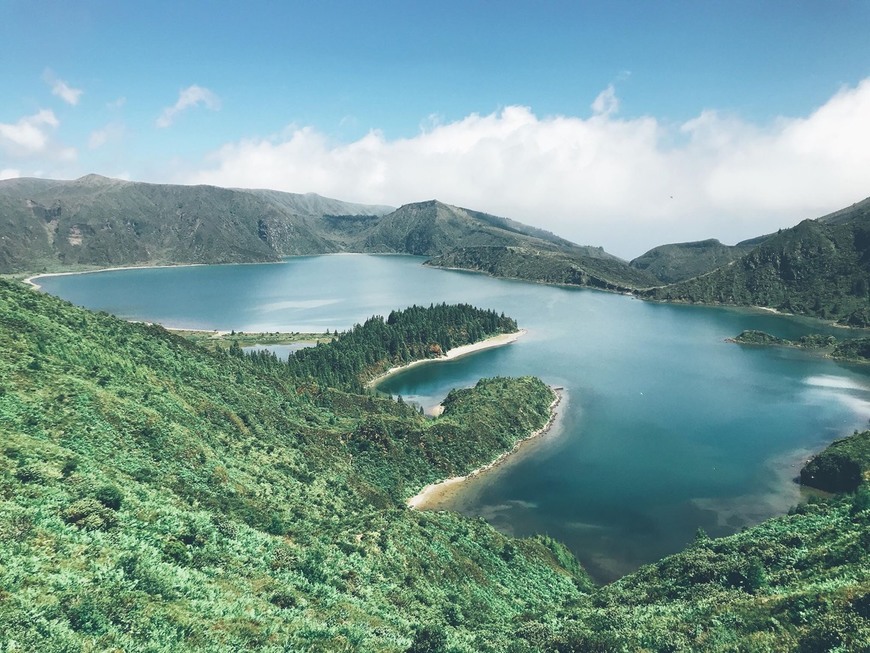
[23, 262, 210, 290]
[367, 329, 527, 389]
[407, 387, 564, 510]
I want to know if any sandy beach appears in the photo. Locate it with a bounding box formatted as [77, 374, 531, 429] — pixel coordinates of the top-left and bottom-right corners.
[367, 329, 527, 389]
[407, 387, 563, 510]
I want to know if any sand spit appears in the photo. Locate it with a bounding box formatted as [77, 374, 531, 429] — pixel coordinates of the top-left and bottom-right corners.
[407, 387, 563, 510]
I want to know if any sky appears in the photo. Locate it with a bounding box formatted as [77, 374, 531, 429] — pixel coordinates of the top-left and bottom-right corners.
[2, 0, 870, 258]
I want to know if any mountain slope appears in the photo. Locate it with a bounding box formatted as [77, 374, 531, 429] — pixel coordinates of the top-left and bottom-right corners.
[645, 197, 870, 323]
[0, 278, 585, 651]
[355, 199, 589, 256]
[630, 237, 766, 284]
[2, 177, 633, 275]
[2, 276, 869, 650]
[0, 175, 394, 272]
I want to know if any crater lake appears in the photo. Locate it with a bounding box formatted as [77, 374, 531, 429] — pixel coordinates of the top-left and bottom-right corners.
[35, 254, 870, 582]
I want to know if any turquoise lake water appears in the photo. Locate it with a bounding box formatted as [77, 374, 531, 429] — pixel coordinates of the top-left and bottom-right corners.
[37, 255, 870, 582]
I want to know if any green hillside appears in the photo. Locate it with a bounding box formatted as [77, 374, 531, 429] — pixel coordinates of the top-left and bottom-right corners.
[643, 198, 870, 323]
[1, 177, 625, 276]
[0, 175, 393, 272]
[356, 200, 584, 256]
[2, 276, 870, 651]
[529, 490, 870, 651]
[0, 278, 585, 651]
[426, 245, 659, 291]
[629, 237, 765, 284]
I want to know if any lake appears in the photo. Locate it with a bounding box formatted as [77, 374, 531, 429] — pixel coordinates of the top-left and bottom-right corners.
[36, 255, 870, 582]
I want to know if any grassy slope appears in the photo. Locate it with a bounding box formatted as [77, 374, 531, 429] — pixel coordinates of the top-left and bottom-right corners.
[2, 278, 869, 651]
[534, 494, 870, 652]
[356, 201, 581, 257]
[0, 279, 585, 652]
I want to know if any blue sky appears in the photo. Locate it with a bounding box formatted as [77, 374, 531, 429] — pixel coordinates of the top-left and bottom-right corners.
[2, 0, 870, 257]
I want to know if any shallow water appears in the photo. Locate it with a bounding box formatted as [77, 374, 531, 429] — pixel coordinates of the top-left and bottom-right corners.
[38, 255, 870, 582]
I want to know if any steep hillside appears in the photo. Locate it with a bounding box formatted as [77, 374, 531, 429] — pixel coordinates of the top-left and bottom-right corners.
[2, 177, 634, 276]
[355, 200, 587, 256]
[426, 245, 659, 291]
[0, 278, 585, 651]
[2, 277, 869, 650]
[0, 175, 394, 273]
[630, 237, 765, 284]
[645, 198, 870, 323]
[529, 491, 870, 651]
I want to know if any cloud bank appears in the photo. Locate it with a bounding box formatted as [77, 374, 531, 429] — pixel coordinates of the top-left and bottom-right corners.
[182, 78, 870, 257]
[157, 85, 221, 128]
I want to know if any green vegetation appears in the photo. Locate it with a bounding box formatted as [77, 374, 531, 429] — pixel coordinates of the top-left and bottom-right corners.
[266, 303, 517, 391]
[528, 491, 870, 651]
[644, 197, 870, 323]
[6, 174, 870, 328]
[2, 273, 870, 650]
[832, 337, 870, 362]
[1, 177, 622, 275]
[0, 175, 393, 272]
[359, 200, 581, 256]
[426, 245, 658, 292]
[728, 330, 837, 350]
[4, 178, 870, 649]
[629, 237, 766, 284]
[728, 329, 870, 363]
[174, 328, 327, 352]
[801, 430, 870, 492]
[0, 278, 584, 651]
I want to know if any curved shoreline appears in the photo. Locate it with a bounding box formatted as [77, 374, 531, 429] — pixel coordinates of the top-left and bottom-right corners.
[407, 387, 564, 510]
[367, 329, 527, 389]
[23, 263, 211, 290]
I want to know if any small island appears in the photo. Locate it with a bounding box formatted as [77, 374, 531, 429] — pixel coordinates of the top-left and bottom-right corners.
[727, 329, 870, 363]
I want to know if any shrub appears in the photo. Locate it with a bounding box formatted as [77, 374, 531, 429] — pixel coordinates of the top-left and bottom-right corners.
[63, 498, 117, 530]
[94, 484, 123, 510]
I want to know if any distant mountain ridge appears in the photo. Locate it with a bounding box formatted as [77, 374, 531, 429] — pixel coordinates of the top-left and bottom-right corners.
[0, 175, 395, 272]
[5, 174, 870, 324]
[0, 174, 622, 275]
[643, 197, 870, 324]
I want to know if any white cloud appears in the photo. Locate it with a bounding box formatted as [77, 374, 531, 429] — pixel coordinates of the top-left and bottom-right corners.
[185, 79, 870, 258]
[0, 168, 21, 180]
[0, 109, 60, 154]
[43, 70, 83, 106]
[591, 84, 619, 117]
[157, 85, 221, 128]
[88, 122, 124, 149]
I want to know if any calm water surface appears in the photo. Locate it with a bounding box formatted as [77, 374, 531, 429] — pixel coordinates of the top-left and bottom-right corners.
[38, 255, 870, 582]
